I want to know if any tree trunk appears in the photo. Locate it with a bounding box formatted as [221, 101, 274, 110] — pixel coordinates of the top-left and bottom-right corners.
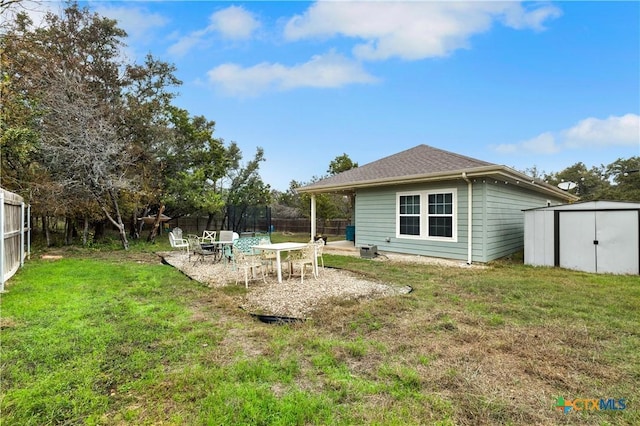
[82, 216, 89, 246]
[147, 204, 165, 243]
[94, 220, 105, 240]
[206, 213, 215, 231]
[129, 210, 139, 239]
[43, 215, 51, 247]
[135, 206, 150, 238]
[99, 188, 129, 250]
[116, 223, 128, 250]
[65, 217, 74, 245]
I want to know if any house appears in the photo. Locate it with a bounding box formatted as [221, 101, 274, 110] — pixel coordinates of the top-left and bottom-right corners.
[524, 201, 640, 274]
[297, 144, 578, 263]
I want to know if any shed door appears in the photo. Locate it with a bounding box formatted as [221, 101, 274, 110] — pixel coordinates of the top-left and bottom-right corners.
[559, 210, 639, 274]
[596, 211, 639, 274]
[559, 211, 596, 273]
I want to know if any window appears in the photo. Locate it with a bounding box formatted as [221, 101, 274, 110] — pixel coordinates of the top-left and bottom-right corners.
[399, 195, 421, 236]
[428, 193, 453, 238]
[397, 189, 457, 241]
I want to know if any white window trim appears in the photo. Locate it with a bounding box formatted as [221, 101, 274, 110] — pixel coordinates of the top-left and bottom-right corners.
[396, 188, 458, 242]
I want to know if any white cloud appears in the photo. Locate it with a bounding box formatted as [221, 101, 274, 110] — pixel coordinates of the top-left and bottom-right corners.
[168, 6, 259, 57]
[284, 1, 562, 61]
[492, 114, 640, 155]
[167, 28, 209, 57]
[89, 5, 168, 63]
[94, 5, 168, 43]
[501, 2, 563, 31]
[207, 51, 378, 97]
[494, 132, 560, 155]
[209, 5, 260, 40]
[563, 114, 640, 148]
[521, 132, 561, 154]
[0, 0, 59, 29]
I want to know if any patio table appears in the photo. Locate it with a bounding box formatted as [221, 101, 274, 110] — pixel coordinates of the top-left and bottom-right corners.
[251, 242, 308, 283]
[202, 241, 233, 263]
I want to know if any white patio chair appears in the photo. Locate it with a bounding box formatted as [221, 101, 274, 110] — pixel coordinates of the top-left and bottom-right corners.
[255, 237, 276, 273]
[312, 238, 325, 275]
[201, 230, 217, 244]
[169, 231, 188, 253]
[286, 243, 317, 283]
[172, 227, 184, 240]
[231, 246, 266, 288]
[218, 230, 235, 264]
[218, 230, 234, 243]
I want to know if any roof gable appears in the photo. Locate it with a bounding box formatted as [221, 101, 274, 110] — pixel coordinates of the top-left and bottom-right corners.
[302, 144, 494, 189]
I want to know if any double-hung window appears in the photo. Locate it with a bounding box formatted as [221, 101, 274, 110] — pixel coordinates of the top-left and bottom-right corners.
[399, 195, 421, 236]
[396, 189, 457, 241]
[428, 193, 453, 238]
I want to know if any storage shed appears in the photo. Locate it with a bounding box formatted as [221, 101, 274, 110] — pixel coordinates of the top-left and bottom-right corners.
[524, 201, 640, 274]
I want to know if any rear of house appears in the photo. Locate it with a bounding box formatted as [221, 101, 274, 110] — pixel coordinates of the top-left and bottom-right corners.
[298, 145, 577, 263]
[354, 177, 568, 263]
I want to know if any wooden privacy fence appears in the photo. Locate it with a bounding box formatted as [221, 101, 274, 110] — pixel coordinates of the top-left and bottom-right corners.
[1, 188, 31, 290]
[270, 218, 350, 236]
[167, 216, 350, 237]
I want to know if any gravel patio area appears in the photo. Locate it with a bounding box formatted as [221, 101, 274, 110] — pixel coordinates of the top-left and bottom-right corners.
[159, 243, 482, 319]
[159, 250, 412, 318]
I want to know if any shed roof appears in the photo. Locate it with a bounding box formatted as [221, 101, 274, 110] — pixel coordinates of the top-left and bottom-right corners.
[524, 200, 640, 211]
[297, 144, 578, 202]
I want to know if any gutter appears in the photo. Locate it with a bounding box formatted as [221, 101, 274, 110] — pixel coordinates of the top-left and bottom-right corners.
[296, 165, 579, 202]
[462, 172, 473, 265]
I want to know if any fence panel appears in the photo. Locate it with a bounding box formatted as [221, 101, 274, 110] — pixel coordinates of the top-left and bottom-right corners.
[1, 188, 30, 290]
[167, 216, 350, 237]
[270, 218, 350, 236]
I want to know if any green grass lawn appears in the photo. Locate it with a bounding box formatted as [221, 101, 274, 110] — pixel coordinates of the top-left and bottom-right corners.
[1, 237, 638, 425]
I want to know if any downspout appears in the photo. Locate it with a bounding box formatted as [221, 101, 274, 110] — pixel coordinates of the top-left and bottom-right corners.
[310, 194, 316, 239]
[462, 173, 473, 265]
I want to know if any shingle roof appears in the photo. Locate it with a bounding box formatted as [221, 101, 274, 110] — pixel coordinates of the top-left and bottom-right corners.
[299, 144, 495, 190]
[297, 144, 578, 202]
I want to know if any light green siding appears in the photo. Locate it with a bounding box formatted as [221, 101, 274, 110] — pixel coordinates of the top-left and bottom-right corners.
[355, 181, 470, 261]
[474, 180, 564, 262]
[354, 179, 567, 263]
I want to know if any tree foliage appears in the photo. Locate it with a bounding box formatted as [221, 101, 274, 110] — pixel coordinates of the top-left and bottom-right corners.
[276, 153, 358, 223]
[1, 3, 268, 248]
[223, 145, 272, 231]
[328, 153, 358, 175]
[2, 4, 136, 248]
[538, 157, 640, 201]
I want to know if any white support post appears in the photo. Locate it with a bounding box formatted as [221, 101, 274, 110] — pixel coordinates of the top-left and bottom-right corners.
[310, 194, 316, 239]
[27, 204, 31, 260]
[20, 201, 25, 267]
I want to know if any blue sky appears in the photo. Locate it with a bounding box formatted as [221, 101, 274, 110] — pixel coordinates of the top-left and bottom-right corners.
[18, 1, 640, 190]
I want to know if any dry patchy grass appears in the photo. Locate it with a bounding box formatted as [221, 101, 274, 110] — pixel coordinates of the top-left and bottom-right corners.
[5, 244, 638, 425]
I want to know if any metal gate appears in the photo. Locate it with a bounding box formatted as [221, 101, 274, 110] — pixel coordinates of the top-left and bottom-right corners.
[1, 188, 31, 290]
